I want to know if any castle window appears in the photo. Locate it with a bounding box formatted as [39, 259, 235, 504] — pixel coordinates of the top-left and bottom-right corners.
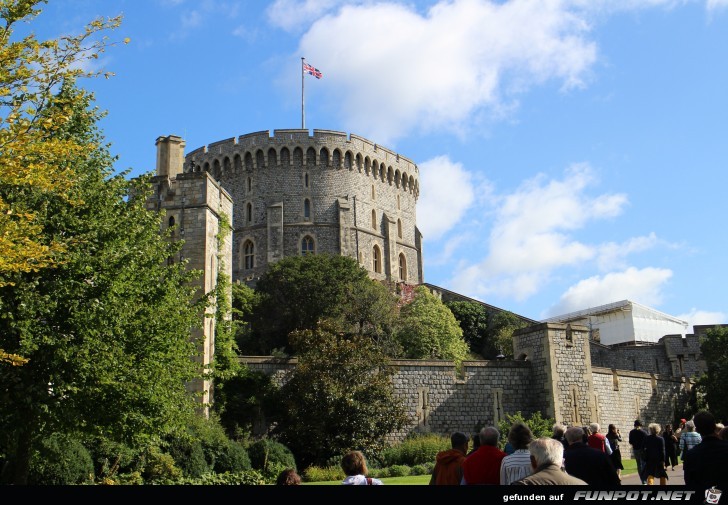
[306, 147, 316, 166]
[301, 235, 315, 255]
[332, 149, 341, 168]
[373, 246, 382, 273]
[320, 147, 329, 167]
[345, 151, 352, 170]
[244, 152, 253, 170]
[234, 154, 242, 173]
[397, 219, 402, 239]
[293, 147, 303, 165]
[168, 215, 175, 232]
[304, 172, 309, 188]
[223, 156, 231, 174]
[268, 148, 277, 166]
[371, 209, 377, 230]
[399, 253, 407, 281]
[246, 202, 253, 224]
[243, 240, 254, 270]
[256, 149, 265, 168]
[304, 199, 311, 220]
[247, 177, 252, 193]
[371, 185, 376, 200]
[397, 194, 401, 210]
[281, 147, 290, 167]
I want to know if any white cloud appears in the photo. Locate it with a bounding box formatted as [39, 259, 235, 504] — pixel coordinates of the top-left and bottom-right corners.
[676, 309, 728, 332]
[267, 0, 348, 31]
[596, 233, 660, 271]
[294, 0, 597, 143]
[448, 163, 630, 301]
[707, 0, 728, 11]
[546, 266, 673, 316]
[417, 155, 476, 240]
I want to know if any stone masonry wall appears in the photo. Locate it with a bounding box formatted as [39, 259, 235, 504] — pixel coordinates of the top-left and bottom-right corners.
[591, 367, 688, 458]
[241, 357, 534, 444]
[185, 129, 422, 286]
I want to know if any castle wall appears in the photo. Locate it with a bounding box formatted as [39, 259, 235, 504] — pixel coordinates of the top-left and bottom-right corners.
[590, 334, 704, 379]
[241, 357, 534, 443]
[591, 368, 687, 458]
[184, 129, 422, 286]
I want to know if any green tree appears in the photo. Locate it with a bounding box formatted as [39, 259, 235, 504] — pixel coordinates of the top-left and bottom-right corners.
[446, 300, 491, 358]
[697, 326, 728, 422]
[397, 286, 470, 363]
[247, 254, 398, 355]
[0, 81, 203, 484]
[488, 310, 529, 360]
[271, 323, 410, 468]
[497, 411, 555, 449]
[0, 0, 125, 365]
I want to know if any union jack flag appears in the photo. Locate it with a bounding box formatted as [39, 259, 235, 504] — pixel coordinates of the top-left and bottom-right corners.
[303, 62, 323, 79]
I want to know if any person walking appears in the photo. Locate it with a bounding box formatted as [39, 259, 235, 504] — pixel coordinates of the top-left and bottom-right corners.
[643, 423, 668, 485]
[629, 419, 649, 485]
[683, 410, 728, 490]
[678, 420, 702, 462]
[429, 431, 469, 485]
[512, 438, 588, 486]
[606, 424, 624, 481]
[563, 426, 620, 487]
[500, 422, 534, 485]
[461, 426, 506, 485]
[662, 423, 679, 471]
[588, 423, 608, 453]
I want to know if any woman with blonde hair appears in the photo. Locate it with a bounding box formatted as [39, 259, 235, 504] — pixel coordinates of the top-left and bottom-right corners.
[643, 423, 668, 485]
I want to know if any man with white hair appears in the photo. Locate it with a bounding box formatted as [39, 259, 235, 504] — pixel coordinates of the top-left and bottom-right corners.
[513, 438, 587, 485]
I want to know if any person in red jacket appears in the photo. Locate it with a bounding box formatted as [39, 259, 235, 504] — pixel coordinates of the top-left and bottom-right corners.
[430, 431, 469, 485]
[588, 422, 608, 452]
[462, 426, 507, 485]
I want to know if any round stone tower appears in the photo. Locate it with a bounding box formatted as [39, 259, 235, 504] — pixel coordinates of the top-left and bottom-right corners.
[183, 129, 424, 286]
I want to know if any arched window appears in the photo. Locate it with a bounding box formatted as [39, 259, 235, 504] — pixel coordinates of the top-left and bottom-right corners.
[243, 240, 254, 270]
[301, 235, 315, 255]
[373, 246, 382, 273]
[304, 199, 311, 220]
[399, 253, 407, 281]
[397, 219, 403, 239]
[246, 202, 253, 224]
[371, 209, 377, 230]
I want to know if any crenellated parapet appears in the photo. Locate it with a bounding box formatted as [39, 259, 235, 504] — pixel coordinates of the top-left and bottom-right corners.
[172, 129, 424, 287]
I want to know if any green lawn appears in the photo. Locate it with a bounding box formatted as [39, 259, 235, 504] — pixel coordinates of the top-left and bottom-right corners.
[303, 459, 639, 485]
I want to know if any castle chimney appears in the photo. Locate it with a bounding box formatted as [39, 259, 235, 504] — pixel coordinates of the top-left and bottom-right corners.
[155, 135, 186, 178]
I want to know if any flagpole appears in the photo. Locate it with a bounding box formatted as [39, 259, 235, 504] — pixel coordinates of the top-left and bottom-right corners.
[301, 57, 305, 129]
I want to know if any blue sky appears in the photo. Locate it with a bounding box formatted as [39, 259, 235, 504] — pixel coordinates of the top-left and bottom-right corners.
[30, 0, 728, 329]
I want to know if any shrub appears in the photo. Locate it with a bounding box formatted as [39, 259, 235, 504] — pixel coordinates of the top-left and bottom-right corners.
[380, 433, 449, 466]
[86, 437, 140, 481]
[411, 463, 431, 475]
[27, 433, 94, 485]
[247, 438, 297, 473]
[165, 437, 209, 478]
[171, 470, 265, 485]
[302, 465, 344, 483]
[497, 411, 555, 449]
[141, 447, 182, 483]
[387, 464, 412, 477]
[214, 440, 251, 473]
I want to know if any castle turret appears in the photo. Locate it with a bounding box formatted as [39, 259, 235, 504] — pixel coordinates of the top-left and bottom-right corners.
[156, 135, 186, 178]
